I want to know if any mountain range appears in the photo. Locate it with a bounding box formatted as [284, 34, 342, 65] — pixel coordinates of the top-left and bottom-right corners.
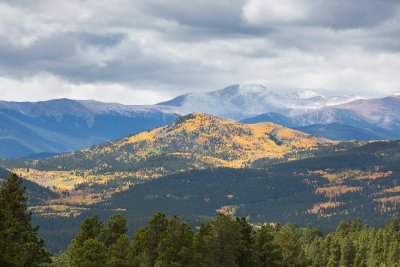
[1, 84, 400, 158]
[158, 84, 362, 119]
[0, 99, 180, 158]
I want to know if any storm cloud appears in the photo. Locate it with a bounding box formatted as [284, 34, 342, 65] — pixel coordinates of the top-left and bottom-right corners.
[0, 0, 399, 104]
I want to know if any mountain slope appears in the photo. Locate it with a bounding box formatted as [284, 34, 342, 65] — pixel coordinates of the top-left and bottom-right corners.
[0, 167, 58, 204]
[240, 113, 393, 141]
[6, 113, 333, 204]
[28, 139, 400, 253]
[0, 99, 180, 158]
[296, 123, 393, 141]
[240, 112, 296, 128]
[290, 95, 400, 132]
[240, 94, 400, 140]
[105, 140, 400, 228]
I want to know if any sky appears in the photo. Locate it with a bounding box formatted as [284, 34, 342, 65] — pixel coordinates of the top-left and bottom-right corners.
[0, 0, 400, 104]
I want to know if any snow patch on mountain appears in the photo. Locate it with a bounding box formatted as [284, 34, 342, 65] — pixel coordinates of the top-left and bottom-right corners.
[289, 90, 321, 99]
[158, 84, 363, 120]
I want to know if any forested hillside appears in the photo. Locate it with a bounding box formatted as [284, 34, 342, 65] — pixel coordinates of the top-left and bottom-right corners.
[2, 113, 332, 207]
[0, 166, 57, 204]
[3, 171, 400, 266]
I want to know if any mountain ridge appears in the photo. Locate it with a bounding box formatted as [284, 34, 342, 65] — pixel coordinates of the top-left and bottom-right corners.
[1, 84, 400, 158]
[157, 84, 363, 120]
[0, 99, 181, 158]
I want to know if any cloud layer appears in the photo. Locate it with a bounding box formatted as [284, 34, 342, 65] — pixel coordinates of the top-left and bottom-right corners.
[0, 0, 399, 104]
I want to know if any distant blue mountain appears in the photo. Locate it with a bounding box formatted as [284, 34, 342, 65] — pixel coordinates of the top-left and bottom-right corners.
[2, 85, 400, 158]
[240, 112, 295, 128]
[240, 113, 400, 141]
[0, 99, 180, 158]
[296, 123, 399, 141]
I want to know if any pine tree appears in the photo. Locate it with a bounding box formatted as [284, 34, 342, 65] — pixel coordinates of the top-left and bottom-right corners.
[68, 215, 104, 265]
[209, 214, 241, 267]
[0, 173, 51, 266]
[130, 212, 168, 266]
[108, 235, 130, 267]
[70, 238, 107, 267]
[339, 237, 355, 267]
[192, 223, 214, 267]
[274, 224, 305, 266]
[254, 225, 281, 267]
[101, 214, 128, 247]
[327, 236, 340, 267]
[75, 215, 103, 245]
[0, 190, 10, 266]
[236, 217, 255, 267]
[155, 215, 193, 266]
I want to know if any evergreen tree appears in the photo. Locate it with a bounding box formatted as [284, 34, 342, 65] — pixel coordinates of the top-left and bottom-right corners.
[130, 212, 168, 266]
[70, 238, 107, 267]
[0, 190, 10, 266]
[254, 225, 281, 267]
[192, 223, 214, 267]
[209, 214, 241, 267]
[101, 214, 128, 247]
[108, 235, 130, 267]
[274, 224, 305, 266]
[235, 217, 255, 267]
[339, 237, 355, 267]
[327, 236, 340, 267]
[0, 173, 51, 266]
[75, 215, 103, 245]
[67, 215, 104, 266]
[155, 215, 193, 267]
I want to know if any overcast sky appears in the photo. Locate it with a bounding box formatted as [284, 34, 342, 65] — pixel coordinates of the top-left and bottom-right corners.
[0, 0, 399, 104]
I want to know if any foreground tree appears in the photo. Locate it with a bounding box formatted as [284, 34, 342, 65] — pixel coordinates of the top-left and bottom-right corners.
[155, 215, 193, 266]
[193, 214, 242, 267]
[71, 238, 108, 267]
[254, 225, 281, 267]
[0, 173, 51, 266]
[129, 212, 168, 266]
[236, 217, 256, 267]
[58, 211, 400, 267]
[66, 214, 131, 267]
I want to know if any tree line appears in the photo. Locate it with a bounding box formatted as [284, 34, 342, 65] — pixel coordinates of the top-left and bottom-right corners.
[1, 173, 400, 266]
[53, 213, 400, 267]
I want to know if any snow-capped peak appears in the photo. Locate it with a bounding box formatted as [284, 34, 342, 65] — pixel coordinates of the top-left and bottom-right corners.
[289, 90, 322, 99]
[237, 84, 269, 94]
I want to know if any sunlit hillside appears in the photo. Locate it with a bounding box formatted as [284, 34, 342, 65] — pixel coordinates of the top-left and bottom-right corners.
[11, 113, 333, 205]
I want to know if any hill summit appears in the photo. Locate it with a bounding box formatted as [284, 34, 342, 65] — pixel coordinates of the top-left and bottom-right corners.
[12, 113, 333, 204]
[61, 112, 332, 170]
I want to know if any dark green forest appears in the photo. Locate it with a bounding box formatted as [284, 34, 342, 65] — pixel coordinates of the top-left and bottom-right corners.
[3, 140, 400, 254]
[55, 213, 400, 267]
[1, 174, 400, 267]
[0, 174, 51, 266]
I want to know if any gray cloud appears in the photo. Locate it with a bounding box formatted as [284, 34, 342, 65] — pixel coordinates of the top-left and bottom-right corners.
[0, 0, 399, 103]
